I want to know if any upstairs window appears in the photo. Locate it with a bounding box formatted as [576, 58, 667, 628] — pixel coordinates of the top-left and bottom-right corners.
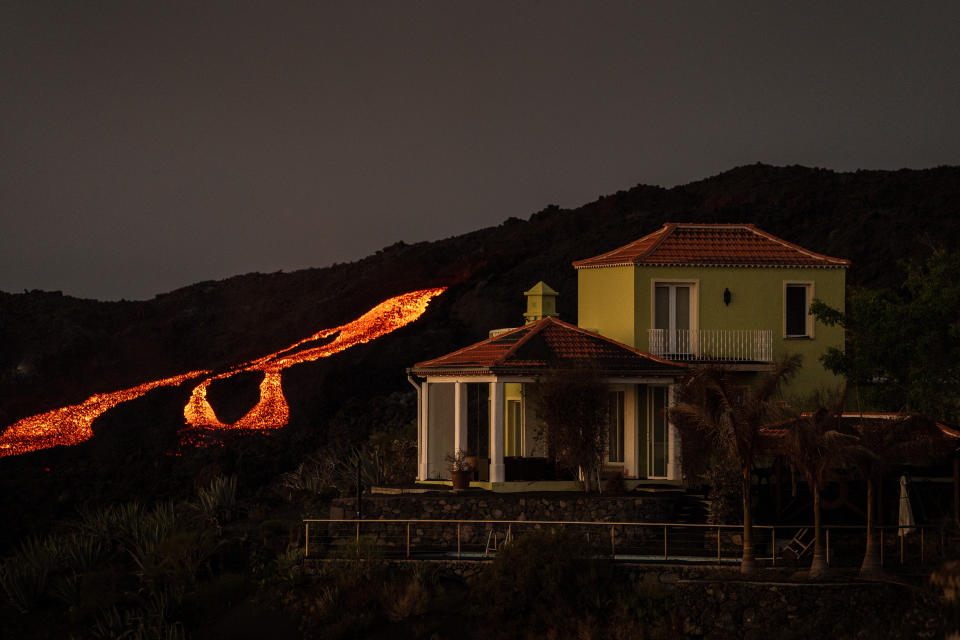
[785, 283, 813, 337]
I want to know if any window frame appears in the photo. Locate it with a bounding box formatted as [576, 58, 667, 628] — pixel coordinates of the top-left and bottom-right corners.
[505, 398, 523, 457]
[647, 385, 670, 479]
[607, 390, 625, 464]
[783, 281, 815, 339]
[649, 279, 699, 353]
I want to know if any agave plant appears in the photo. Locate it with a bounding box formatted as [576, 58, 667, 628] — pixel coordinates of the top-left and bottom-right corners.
[65, 533, 105, 573]
[0, 555, 51, 613]
[91, 605, 133, 639]
[0, 534, 63, 612]
[191, 475, 238, 527]
[124, 502, 179, 579]
[280, 459, 329, 493]
[49, 571, 82, 607]
[80, 501, 149, 551]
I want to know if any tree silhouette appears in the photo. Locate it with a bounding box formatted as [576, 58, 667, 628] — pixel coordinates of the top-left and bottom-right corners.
[782, 390, 852, 578]
[839, 415, 944, 577]
[535, 367, 609, 493]
[670, 355, 801, 575]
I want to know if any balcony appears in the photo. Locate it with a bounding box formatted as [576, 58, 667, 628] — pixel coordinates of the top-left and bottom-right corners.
[647, 329, 773, 363]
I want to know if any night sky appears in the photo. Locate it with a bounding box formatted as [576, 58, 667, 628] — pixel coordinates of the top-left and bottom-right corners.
[3, 2, 958, 301]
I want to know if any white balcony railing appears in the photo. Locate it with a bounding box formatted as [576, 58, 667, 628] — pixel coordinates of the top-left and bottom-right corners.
[647, 329, 773, 363]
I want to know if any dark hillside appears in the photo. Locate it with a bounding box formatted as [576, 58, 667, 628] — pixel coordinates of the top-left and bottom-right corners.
[3, 163, 959, 425]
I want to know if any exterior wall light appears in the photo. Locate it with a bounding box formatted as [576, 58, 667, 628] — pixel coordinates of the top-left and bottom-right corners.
[723, 288, 732, 306]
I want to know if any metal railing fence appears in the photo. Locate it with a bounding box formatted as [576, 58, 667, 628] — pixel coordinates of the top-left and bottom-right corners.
[304, 518, 950, 568]
[647, 329, 773, 362]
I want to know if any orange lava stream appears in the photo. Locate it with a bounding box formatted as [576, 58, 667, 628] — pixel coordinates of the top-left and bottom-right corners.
[0, 371, 208, 458]
[0, 287, 446, 459]
[183, 287, 445, 433]
[183, 371, 289, 431]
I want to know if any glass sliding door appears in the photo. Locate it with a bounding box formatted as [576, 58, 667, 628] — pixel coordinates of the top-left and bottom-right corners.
[654, 283, 692, 354]
[607, 391, 625, 463]
[647, 386, 669, 478]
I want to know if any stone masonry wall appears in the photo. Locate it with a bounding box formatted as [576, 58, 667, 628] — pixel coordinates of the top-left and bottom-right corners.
[329, 492, 676, 523]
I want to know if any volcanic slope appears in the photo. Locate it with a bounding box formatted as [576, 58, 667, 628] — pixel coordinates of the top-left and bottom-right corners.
[2, 163, 958, 438]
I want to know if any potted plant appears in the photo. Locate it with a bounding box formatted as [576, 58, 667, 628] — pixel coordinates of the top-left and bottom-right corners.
[446, 449, 473, 491]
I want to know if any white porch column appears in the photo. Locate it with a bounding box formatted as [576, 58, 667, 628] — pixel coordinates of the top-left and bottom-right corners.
[489, 380, 505, 482]
[419, 382, 430, 481]
[454, 381, 468, 455]
[666, 383, 681, 481]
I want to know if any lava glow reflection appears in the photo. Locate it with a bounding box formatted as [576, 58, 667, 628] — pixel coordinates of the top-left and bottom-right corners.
[0, 287, 445, 457]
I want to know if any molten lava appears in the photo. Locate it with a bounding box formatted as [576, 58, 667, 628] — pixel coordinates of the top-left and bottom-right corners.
[0, 371, 208, 458]
[0, 287, 445, 457]
[182, 287, 445, 433]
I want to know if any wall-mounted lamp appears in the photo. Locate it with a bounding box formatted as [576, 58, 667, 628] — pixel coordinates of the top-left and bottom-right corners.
[723, 288, 732, 306]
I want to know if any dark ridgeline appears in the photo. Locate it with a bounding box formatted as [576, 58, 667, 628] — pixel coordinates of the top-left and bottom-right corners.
[0, 163, 958, 547]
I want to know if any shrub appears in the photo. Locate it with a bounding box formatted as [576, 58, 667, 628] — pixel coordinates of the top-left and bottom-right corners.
[473, 528, 613, 630]
[384, 576, 430, 622]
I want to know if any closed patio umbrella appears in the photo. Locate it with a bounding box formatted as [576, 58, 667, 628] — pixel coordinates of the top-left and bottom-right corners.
[898, 474, 916, 537]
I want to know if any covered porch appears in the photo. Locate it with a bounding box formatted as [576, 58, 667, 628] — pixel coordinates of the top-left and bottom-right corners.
[408, 316, 686, 490]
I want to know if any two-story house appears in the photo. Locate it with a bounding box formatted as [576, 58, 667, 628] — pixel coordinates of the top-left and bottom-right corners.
[409, 223, 848, 491]
[575, 223, 848, 398]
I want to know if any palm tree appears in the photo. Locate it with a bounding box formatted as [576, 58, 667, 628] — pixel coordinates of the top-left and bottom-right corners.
[782, 392, 853, 579]
[670, 355, 802, 575]
[840, 415, 944, 577]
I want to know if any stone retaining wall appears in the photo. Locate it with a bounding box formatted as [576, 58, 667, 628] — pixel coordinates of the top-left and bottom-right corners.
[329, 492, 677, 523]
[303, 559, 947, 638]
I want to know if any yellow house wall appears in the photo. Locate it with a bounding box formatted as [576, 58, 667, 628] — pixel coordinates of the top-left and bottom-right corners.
[579, 264, 846, 404]
[640, 265, 845, 402]
[576, 266, 636, 346]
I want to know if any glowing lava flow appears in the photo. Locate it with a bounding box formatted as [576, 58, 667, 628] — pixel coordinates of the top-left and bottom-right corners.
[0, 287, 445, 458]
[0, 371, 208, 458]
[183, 287, 445, 433]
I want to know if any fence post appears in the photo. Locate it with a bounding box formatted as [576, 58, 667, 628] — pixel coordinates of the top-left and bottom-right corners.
[356, 520, 360, 543]
[826, 528, 830, 566]
[663, 524, 668, 560]
[406, 522, 411, 559]
[610, 525, 616, 558]
[305, 522, 310, 559]
[458, 522, 462, 560]
[771, 527, 776, 567]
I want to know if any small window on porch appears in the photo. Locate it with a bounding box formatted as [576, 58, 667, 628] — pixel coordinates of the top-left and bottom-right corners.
[608, 391, 625, 463]
[505, 399, 523, 457]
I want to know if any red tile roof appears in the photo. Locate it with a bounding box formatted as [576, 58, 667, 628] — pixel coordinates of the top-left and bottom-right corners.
[572, 223, 850, 269]
[411, 317, 684, 377]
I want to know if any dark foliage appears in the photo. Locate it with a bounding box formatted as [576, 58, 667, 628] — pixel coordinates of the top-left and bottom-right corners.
[812, 249, 960, 422]
[472, 528, 616, 634]
[534, 367, 610, 491]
